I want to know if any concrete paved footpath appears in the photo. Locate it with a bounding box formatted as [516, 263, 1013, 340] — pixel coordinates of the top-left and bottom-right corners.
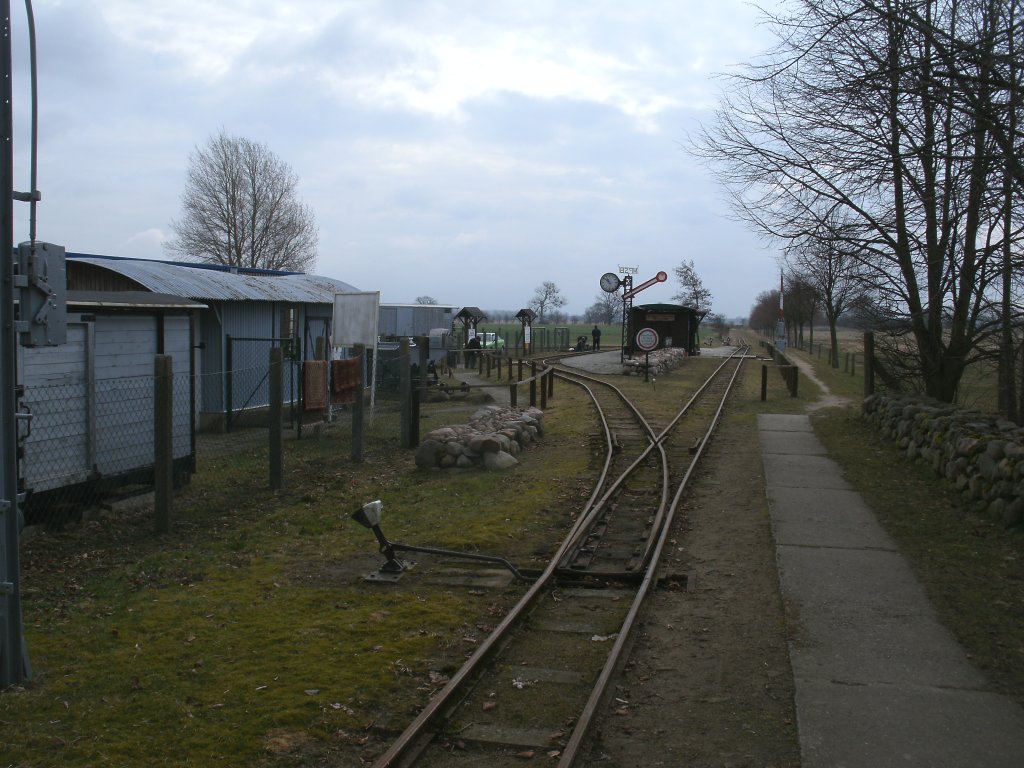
[759, 413, 1024, 768]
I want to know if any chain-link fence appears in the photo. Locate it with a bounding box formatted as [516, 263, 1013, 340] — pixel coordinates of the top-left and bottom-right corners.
[15, 340, 555, 531]
[17, 350, 426, 529]
[20, 371, 194, 527]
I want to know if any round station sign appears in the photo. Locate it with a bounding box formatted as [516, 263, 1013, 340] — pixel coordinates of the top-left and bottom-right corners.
[636, 327, 659, 352]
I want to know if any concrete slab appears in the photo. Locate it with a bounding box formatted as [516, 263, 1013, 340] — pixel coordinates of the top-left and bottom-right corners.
[782, 548, 987, 688]
[795, 680, 1024, 768]
[767, 486, 897, 549]
[760, 413, 1024, 768]
[762, 453, 852, 490]
[759, 429, 829, 455]
[758, 413, 814, 432]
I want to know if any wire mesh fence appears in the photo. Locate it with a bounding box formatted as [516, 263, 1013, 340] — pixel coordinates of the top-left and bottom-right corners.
[16, 351, 425, 531]
[20, 370, 193, 527]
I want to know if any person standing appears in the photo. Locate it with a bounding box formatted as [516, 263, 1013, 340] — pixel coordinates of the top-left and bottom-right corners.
[591, 325, 602, 351]
[465, 334, 481, 368]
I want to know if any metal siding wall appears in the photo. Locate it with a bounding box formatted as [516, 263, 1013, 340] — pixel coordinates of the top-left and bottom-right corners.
[94, 314, 196, 476]
[224, 303, 277, 411]
[199, 307, 223, 412]
[20, 322, 93, 492]
[378, 306, 398, 336]
[397, 306, 414, 336]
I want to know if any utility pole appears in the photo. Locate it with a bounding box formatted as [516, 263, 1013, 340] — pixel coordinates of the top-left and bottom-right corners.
[0, 0, 30, 687]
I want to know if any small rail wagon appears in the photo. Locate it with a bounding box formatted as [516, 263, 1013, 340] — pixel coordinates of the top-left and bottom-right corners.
[17, 291, 201, 515]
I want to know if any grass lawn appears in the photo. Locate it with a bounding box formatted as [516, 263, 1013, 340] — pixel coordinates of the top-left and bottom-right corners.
[6, 389, 598, 766]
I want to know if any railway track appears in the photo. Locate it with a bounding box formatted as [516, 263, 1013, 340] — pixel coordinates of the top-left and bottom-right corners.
[370, 347, 749, 767]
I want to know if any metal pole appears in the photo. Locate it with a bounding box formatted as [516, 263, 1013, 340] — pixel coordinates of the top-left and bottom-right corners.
[0, 0, 29, 686]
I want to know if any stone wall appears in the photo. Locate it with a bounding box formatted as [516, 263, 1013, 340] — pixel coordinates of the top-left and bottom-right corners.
[414, 405, 545, 471]
[862, 394, 1024, 526]
[623, 348, 690, 377]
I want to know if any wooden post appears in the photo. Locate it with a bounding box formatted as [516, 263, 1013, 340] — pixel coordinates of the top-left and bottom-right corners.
[530, 362, 537, 407]
[540, 368, 548, 409]
[399, 338, 412, 448]
[547, 368, 554, 400]
[761, 364, 768, 401]
[864, 331, 875, 396]
[352, 344, 365, 462]
[154, 355, 173, 534]
[412, 337, 427, 446]
[225, 335, 234, 433]
[269, 347, 283, 490]
[790, 366, 799, 397]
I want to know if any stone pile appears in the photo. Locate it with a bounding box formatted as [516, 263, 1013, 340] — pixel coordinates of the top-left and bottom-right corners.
[863, 394, 1024, 526]
[414, 405, 545, 471]
[622, 348, 690, 376]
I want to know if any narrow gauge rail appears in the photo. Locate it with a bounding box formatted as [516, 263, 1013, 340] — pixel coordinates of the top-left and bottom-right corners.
[371, 347, 749, 768]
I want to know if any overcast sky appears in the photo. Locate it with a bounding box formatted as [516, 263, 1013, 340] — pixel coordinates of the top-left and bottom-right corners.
[10, 0, 783, 319]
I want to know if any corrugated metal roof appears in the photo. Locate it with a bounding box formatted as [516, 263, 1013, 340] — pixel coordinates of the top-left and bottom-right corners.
[68, 256, 359, 303]
[68, 290, 207, 310]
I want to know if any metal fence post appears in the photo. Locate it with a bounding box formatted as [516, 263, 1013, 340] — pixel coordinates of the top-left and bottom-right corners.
[154, 355, 173, 533]
[269, 347, 283, 490]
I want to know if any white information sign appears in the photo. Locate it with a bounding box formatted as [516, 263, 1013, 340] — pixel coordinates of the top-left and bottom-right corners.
[636, 327, 659, 352]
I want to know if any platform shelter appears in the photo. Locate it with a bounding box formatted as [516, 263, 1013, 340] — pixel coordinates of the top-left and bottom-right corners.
[627, 303, 705, 356]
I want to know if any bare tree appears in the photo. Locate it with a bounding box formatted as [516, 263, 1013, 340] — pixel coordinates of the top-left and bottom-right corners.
[782, 272, 819, 350]
[786, 219, 866, 367]
[166, 130, 318, 272]
[695, 0, 1022, 404]
[528, 282, 567, 323]
[584, 292, 625, 325]
[672, 259, 712, 311]
[748, 289, 781, 335]
[416, 296, 439, 305]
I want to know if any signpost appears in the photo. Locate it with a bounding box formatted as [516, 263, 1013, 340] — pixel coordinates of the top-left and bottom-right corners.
[622, 271, 668, 300]
[601, 268, 668, 364]
[635, 327, 659, 382]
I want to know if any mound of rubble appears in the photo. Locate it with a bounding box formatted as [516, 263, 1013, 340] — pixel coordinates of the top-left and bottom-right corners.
[414, 405, 545, 471]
